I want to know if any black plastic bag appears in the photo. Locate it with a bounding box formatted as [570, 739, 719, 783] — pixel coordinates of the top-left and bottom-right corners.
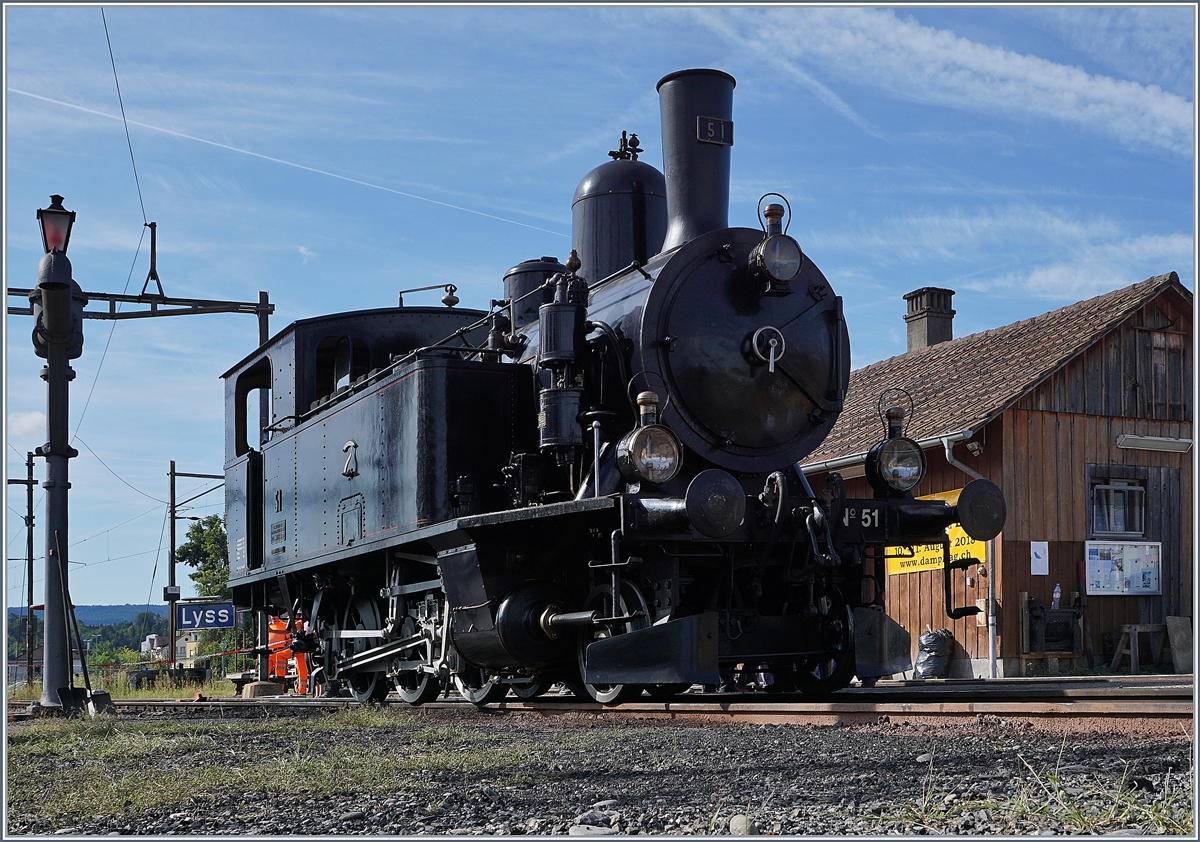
[914, 628, 954, 679]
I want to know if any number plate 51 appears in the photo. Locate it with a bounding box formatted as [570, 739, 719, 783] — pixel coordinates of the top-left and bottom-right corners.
[844, 506, 881, 529]
[696, 116, 733, 146]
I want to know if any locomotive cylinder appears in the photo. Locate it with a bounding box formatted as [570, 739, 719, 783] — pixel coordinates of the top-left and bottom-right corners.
[657, 69, 736, 251]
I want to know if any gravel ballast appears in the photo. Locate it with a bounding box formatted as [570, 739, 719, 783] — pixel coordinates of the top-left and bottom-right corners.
[6, 705, 1193, 835]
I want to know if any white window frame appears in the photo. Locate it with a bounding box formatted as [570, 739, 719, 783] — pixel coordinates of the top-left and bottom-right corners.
[1091, 480, 1145, 538]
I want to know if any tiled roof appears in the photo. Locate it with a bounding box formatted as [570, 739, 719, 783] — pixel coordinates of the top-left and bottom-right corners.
[802, 273, 1188, 466]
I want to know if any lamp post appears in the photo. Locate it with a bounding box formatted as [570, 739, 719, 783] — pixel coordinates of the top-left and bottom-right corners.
[30, 195, 86, 711]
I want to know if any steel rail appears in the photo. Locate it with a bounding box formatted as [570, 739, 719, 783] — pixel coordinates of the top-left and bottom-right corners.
[8, 676, 1191, 731]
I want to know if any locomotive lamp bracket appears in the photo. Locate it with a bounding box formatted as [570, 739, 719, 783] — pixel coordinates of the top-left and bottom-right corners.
[876, 389, 915, 438]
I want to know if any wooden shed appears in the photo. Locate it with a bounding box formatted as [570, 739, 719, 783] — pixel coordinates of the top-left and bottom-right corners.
[801, 273, 1192, 676]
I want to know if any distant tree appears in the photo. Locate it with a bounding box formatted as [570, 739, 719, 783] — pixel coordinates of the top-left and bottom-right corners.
[177, 515, 230, 599]
[91, 642, 141, 668]
[7, 612, 41, 660]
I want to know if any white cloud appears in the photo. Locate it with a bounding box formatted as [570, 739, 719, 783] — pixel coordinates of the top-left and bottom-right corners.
[964, 232, 1194, 301]
[1029, 7, 1194, 97]
[7, 411, 46, 439]
[689, 8, 880, 137]
[808, 204, 1192, 301]
[699, 7, 1194, 155]
[298, 246, 316, 264]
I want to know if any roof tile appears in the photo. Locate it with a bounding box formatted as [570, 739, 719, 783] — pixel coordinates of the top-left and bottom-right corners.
[803, 273, 1188, 465]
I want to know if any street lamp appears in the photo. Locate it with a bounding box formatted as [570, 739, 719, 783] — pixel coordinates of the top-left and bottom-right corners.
[30, 195, 86, 712]
[37, 195, 76, 255]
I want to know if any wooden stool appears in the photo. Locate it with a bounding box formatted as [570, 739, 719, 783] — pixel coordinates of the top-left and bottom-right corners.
[1109, 624, 1168, 673]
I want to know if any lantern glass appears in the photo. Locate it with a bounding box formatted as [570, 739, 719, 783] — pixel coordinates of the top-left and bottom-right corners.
[37, 197, 75, 254]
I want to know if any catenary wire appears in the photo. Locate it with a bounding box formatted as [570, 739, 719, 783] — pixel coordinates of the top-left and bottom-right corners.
[70, 227, 146, 441]
[73, 437, 166, 503]
[101, 7, 147, 225]
[8, 88, 569, 239]
[70, 11, 150, 443]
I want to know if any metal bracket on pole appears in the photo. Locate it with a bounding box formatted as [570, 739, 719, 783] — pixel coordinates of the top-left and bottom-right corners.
[8, 287, 272, 322]
[140, 222, 165, 298]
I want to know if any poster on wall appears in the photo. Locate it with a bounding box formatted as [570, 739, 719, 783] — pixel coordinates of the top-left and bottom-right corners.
[1084, 542, 1161, 596]
[1030, 541, 1049, 576]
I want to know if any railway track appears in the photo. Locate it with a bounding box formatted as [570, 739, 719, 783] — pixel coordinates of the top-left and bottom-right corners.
[8, 675, 1192, 733]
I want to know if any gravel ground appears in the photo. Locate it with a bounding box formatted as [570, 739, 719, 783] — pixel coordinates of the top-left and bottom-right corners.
[6, 706, 1193, 836]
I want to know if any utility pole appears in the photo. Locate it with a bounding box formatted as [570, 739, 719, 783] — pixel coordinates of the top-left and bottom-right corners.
[257, 290, 271, 683]
[7, 452, 37, 684]
[166, 461, 179, 670]
[166, 463, 223, 673]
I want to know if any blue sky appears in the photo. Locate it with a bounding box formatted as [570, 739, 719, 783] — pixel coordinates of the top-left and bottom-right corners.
[4, 5, 1195, 607]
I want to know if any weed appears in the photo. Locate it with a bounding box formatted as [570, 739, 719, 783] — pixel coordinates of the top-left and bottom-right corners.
[707, 798, 725, 833]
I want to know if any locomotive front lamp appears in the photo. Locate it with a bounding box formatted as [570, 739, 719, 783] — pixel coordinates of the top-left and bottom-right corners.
[616, 425, 682, 485]
[751, 233, 803, 283]
[865, 436, 927, 494]
[749, 199, 803, 291]
[37, 195, 76, 254]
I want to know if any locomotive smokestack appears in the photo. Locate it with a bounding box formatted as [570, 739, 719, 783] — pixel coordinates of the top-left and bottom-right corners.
[657, 69, 736, 252]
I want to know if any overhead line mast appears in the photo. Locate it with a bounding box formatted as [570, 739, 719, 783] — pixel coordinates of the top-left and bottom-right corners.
[11, 197, 274, 713]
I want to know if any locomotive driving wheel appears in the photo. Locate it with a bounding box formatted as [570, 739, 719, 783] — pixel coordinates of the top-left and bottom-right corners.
[452, 663, 508, 705]
[510, 677, 551, 700]
[644, 683, 690, 701]
[392, 616, 441, 705]
[577, 581, 650, 705]
[337, 594, 390, 703]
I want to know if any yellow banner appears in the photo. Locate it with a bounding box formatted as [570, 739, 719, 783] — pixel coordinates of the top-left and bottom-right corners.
[886, 489, 986, 576]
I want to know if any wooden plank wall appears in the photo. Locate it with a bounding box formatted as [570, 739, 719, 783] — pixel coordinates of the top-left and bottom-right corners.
[1019, 292, 1192, 422]
[999, 409, 1191, 662]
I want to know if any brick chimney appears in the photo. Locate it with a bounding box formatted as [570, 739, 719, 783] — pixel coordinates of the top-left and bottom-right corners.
[903, 287, 955, 352]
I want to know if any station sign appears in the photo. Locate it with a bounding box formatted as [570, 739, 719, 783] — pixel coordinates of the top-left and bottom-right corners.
[886, 488, 986, 576]
[176, 601, 236, 630]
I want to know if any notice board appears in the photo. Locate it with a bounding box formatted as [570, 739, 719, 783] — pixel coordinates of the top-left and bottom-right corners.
[1084, 542, 1162, 596]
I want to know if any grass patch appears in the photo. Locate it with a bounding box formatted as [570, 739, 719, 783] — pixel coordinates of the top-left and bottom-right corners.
[886, 739, 1194, 836]
[8, 676, 241, 702]
[7, 710, 551, 826]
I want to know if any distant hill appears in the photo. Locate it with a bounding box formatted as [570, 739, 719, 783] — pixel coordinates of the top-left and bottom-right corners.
[7, 604, 169, 626]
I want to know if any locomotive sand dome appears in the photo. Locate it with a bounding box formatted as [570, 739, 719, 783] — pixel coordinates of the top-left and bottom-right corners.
[223, 68, 1005, 706]
[571, 131, 667, 286]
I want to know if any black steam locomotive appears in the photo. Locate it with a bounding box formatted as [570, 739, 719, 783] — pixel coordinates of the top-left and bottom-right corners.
[222, 69, 1005, 704]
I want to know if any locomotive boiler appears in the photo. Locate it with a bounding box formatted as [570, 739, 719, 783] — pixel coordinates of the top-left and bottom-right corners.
[222, 69, 1005, 704]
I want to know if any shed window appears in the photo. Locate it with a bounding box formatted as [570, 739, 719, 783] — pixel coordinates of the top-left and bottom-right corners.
[1092, 480, 1144, 537]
